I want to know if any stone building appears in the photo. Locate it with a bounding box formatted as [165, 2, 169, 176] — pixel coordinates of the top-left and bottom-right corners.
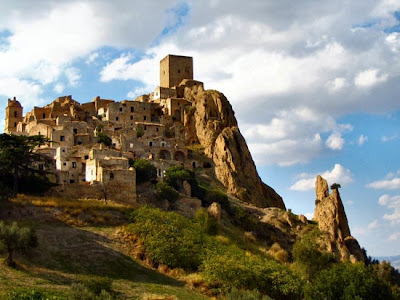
[4, 54, 204, 203]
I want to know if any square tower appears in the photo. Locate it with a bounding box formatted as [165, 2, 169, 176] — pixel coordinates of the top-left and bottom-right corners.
[5, 97, 23, 134]
[160, 55, 193, 88]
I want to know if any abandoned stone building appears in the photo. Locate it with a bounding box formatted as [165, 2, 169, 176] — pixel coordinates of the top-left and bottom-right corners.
[4, 54, 205, 203]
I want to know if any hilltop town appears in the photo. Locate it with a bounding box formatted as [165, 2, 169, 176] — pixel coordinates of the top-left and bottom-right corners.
[4, 55, 209, 203]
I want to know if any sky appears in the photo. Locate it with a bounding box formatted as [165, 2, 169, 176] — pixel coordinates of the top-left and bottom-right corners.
[0, 0, 400, 257]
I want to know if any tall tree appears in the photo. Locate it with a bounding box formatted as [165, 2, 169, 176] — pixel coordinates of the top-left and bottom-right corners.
[0, 133, 52, 193]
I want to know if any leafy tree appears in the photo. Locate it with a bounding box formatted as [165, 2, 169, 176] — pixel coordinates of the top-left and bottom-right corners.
[292, 229, 335, 280]
[156, 182, 179, 204]
[130, 159, 157, 183]
[164, 165, 201, 197]
[305, 263, 393, 300]
[0, 134, 52, 193]
[0, 221, 37, 267]
[96, 133, 112, 146]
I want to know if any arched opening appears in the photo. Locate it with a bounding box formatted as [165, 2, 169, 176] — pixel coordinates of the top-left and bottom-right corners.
[192, 161, 196, 168]
[159, 150, 171, 160]
[42, 113, 46, 119]
[174, 109, 181, 122]
[174, 151, 185, 162]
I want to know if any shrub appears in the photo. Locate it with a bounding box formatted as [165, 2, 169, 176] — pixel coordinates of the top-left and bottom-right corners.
[96, 133, 112, 146]
[128, 206, 206, 270]
[204, 189, 230, 211]
[8, 290, 64, 300]
[305, 263, 393, 300]
[136, 128, 144, 138]
[70, 283, 113, 300]
[233, 206, 258, 231]
[194, 208, 218, 235]
[226, 288, 273, 300]
[164, 165, 196, 191]
[292, 229, 334, 280]
[131, 159, 157, 183]
[0, 221, 38, 267]
[201, 242, 302, 299]
[156, 182, 179, 204]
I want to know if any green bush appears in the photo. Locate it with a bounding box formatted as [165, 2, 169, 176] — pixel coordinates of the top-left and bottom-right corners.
[201, 242, 302, 299]
[136, 128, 144, 138]
[96, 133, 112, 146]
[233, 206, 258, 231]
[204, 188, 230, 211]
[226, 288, 273, 300]
[8, 290, 64, 300]
[194, 208, 218, 235]
[164, 165, 196, 191]
[305, 263, 393, 300]
[292, 229, 334, 280]
[128, 206, 206, 270]
[131, 159, 157, 183]
[70, 283, 113, 300]
[156, 182, 179, 203]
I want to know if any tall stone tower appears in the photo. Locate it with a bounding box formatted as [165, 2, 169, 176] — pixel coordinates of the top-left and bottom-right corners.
[5, 97, 23, 134]
[160, 55, 193, 88]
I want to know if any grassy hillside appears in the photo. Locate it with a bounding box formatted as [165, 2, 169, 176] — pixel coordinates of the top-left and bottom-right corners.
[0, 195, 207, 299]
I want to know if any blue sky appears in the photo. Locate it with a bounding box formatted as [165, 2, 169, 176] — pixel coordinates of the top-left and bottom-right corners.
[0, 0, 400, 256]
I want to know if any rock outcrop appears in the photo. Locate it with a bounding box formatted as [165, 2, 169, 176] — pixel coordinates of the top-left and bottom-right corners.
[184, 87, 285, 209]
[314, 176, 364, 263]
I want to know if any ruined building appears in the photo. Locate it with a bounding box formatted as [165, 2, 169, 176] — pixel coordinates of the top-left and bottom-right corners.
[5, 54, 284, 208]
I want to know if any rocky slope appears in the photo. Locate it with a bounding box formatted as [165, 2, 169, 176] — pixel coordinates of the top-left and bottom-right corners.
[314, 175, 365, 262]
[184, 86, 285, 209]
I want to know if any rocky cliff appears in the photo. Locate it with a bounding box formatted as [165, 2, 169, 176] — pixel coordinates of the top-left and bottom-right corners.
[314, 175, 365, 262]
[184, 86, 285, 209]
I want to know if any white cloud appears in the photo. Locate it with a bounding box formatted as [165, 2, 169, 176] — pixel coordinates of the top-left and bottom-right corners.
[326, 132, 345, 150]
[378, 194, 400, 224]
[354, 69, 389, 88]
[290, 163, 353, 191]
[304, 212, 314, 220]
[65, 67, 81, 87]
[389, 232, 400, 241]
[358, 134, 368, 145]
[382, 135, 398, 142]
[127, 87, 152, 99]
[85, 52, 99, 65]
[368, 219, 380, 229]
[367, 178, 400, 190]
[327, 77, 348, 92]
[53, 83, 65, 93]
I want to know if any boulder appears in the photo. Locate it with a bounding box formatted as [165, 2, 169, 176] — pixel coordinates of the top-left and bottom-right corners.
[208, 202, 222, 221]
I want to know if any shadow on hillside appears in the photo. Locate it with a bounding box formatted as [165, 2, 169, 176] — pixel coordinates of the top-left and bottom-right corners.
[21, 223, 183, 287]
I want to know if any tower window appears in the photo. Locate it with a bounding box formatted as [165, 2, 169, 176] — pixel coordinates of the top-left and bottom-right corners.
[73, 128, 77, 134]
[130, 116, 133, 120]
[72, 162, 77, 168]
[60, 136, 65, 141]
[14, 122, 17, 127]
[116, 116, 119, 121]
[43, 113, 46, 118]
[119, 107, 122, 112]
[14, 111, 17, 117]
[131, 107, 134, 112]
[144, 116, 147, 121]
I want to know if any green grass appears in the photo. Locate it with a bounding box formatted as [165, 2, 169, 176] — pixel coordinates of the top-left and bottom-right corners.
[0, 195, 207, 299]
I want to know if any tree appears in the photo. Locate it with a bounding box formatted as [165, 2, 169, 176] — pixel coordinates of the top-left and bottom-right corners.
[130, 159, 157, 183]
[0, 221, 37, 267]
[0, 134, 52, 193]
[97, 133, 112, 146]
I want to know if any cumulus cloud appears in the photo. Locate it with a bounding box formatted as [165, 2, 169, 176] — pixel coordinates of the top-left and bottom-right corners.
[290, 163, 353, 191]
[367, 178, 400, 190]
[326, 132, 345, 150]
[354, 69, 389, 88]
[378, 194, 400, 224]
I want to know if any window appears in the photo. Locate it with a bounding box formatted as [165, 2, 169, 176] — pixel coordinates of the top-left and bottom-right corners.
[63, 162, 67, 166]
[119, 107, 123, 112]
[144, 125, 147, 130]
[70, 179, 75, 184]
[130, 107, 134, 112]
[42, 113, 46, 118]
[110, 172, 114, 179]
[149, 142, 153, 147]
[73, 128, 77, 134]
[144, 116, 147, 121]
[77, 141, 82, 145]
[14, 122, 17, 127]
[84, 155, 89, 160]
[178, 69, 181, 73]
[38, 164, 44, 171]
[62, 149, 65, 152]
[116, 116, 119, 121]
[130, 143, 134, 148]
[156, 128, 159, 132]
[14, 111, 17, 117]
[130, 116, 133, 120]
[72, 162, 77, 168]
[60, 136, 65, 141]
